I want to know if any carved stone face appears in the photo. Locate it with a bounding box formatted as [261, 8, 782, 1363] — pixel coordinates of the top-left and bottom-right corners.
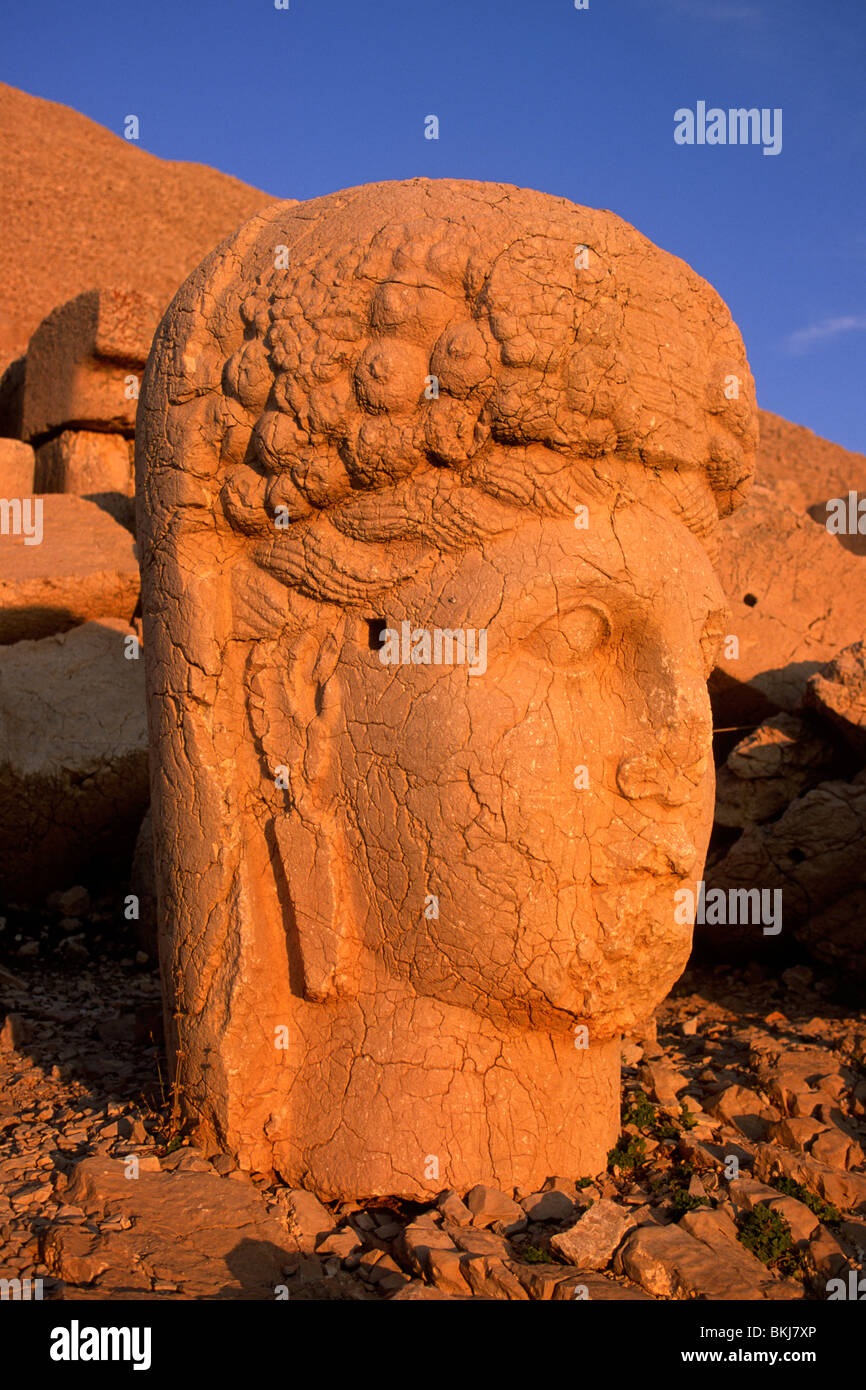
[137, 178, 758, 1193]
[334, 501, 725, 1038]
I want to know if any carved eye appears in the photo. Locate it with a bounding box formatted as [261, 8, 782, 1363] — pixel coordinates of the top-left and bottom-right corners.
[523, 603, 612, 671]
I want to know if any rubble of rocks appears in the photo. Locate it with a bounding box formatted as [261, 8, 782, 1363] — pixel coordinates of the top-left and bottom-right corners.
[704, 640, 866, 981]
[1, 938, 863, 1301]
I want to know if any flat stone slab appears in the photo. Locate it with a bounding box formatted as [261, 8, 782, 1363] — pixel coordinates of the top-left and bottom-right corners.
[41, 1157, 299, 1300]
[0, 619, 148, 898]
[0, 437, 35, 495]
[0, 493, 139, 643]
[21, 287, 160, 441]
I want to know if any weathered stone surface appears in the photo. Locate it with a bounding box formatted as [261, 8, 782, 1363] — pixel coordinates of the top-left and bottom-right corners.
[22, 287, 161, 441]
[810, 1126, 863, 1171]
[465, 1184, 526, 1232]
[460, 1253, 528, 1300]
[705, 1085, 779, 1141]
[427, 1245, 472, 1296]
[550, 1198, 635, 1269]
[712, 485, 866, 725]
[35, 429, 135, 529]
[551, 1271, 656, 1300]
[804, 642, 866, 759]
[707, 779, 866, 962]
[0, 493, 139, 643]
[436, 1189, 473, 1226]
[798, 888, 866, 983]
[752, 1045, 854, 1098]
[639, 1059, 689, 1108]
[754, 1143, 866, 1213]
[41, 1156, 297, 1298]
[616, 1221, 800, 1300]
[389, 1279, 468, 1300]
[397, 1215, 456, 1278]
[129, 806, 157, 955]
[0, 619, 148, 898]
[271, 1187, 334, 1251]
[0, 82, 277, 375]
[447, 1224, 511, 1260]
[0, 356, 25, 438]
[714, 714, 837, 829]
[508, 1260, 575, 1299]
[0, 437, 34, 495]
[137, 178, 756, 1198]
[768, 1115, 829, 1152]
[520, 1189, 575, 1223]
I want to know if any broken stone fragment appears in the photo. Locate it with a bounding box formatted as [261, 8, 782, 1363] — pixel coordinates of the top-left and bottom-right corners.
[436, 1189, 473, 1226]
[549, 1198, 635, 1270]
[754, 1143, 866, 1213]
[638, 1060, 689, 1109]
[397, 1214, 456, 1279]
[21, 286, 161, 442]
[465, 1184, 526, 1232]
[0, 437, 35, 495]
[803, 641, 866, 758]
[615, 1220, 801, 1301]
[520, 1189, 576, 1223]
[713, 713, 837, 829]
[460, 1253, 528, 1300]
[705, 1084, 780, 1141]
[0, 619, 148, 899]
[271, 1188, 335, 1251]
[48, 1156, 298, 1298]
[0, 493, 139, 644]
[706, 779, 866, 967]
[426, 1246, 469, 1297]
[35, 429, 135, 530]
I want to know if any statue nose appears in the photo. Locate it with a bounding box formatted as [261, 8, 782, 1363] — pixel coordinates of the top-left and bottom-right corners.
[616, 724, 708, 807]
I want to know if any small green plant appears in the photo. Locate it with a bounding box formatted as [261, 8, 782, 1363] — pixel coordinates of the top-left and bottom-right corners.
[669, 1188, 707, 1217]
[520, 1245, 550, 1264]
[622, 1090, 657, 1130]
[621, 1088, 697, 1140]
[575, 1177, 594, 1190]
[737, 1205, 804, 1278]
[679, 1102, 698, 1131]
[608, 1134, 647, 1173]
[772, 1176, 841, 1225]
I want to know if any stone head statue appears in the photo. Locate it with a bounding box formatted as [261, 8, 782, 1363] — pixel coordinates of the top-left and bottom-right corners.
[136, 179, 757, 1198]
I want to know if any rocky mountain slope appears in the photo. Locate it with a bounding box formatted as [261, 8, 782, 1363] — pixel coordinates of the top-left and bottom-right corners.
[0, 82, 277, 373]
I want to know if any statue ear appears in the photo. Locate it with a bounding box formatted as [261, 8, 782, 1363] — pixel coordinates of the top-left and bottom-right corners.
[247, 617, 363, 1001]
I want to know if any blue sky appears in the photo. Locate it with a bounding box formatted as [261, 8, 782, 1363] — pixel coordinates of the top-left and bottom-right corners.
[5, 0, 865, 450]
